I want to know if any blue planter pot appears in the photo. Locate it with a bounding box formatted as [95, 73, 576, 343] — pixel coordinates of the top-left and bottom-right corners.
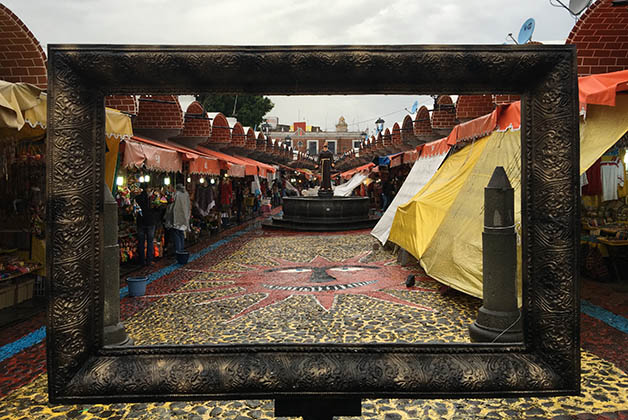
[176, 251, 189, 265]
[127, 276, 148, 297]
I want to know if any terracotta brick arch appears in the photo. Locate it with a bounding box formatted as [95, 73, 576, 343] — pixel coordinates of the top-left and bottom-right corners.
[392, 123, 401, 145]
[231, 122, 245, 147]
[376, 132, 383, 149]
[105, 96, 138, 115]
[256, 132, 267, 151]
[209, 112, 231, 144]
[566, 0, 628, 76]
[245, 127, 256, 149]
[414, 106, 431, 136]
[0, 4, 47, 88]
[456, 94, 495, 121]
[432, 95, 456, 129]
[266, 136, 273, 151]
[134, 95, 183, 130]
[383, 128, 392, 147]
[180, 101, 210, 139]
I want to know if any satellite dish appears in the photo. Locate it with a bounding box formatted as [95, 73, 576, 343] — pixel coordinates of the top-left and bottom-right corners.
[517, 18, 535, 45]
[567, 0, 592, 15]
[410, 100, 419, 114]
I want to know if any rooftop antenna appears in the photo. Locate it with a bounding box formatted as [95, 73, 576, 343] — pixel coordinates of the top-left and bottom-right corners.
[549, 0, 593, 16]
[517, 18, 536, 45]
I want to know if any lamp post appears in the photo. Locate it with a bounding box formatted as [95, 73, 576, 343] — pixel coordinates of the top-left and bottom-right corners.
[375, 117, 384, 134]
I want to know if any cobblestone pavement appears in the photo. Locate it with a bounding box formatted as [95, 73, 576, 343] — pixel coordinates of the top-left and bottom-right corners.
[0, 223, 627, 419]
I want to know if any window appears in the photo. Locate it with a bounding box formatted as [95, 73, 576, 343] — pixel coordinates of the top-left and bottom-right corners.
[353, 140, 361, 150]
[327, 140, 337, 154]
[307, 140, 318, 155]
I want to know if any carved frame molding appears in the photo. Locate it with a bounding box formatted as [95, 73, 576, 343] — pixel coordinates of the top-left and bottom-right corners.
[46, 45, 580, 403]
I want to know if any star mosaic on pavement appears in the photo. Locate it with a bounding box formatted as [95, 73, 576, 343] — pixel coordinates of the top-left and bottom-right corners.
[191, 251, 438, 320]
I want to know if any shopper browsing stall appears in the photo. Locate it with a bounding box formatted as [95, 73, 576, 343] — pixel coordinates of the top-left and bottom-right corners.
[135, 183, 158, 266]
[164, 184, 191, 254]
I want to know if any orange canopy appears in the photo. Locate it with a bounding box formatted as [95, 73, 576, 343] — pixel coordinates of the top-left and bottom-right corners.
[339, 162, 375, 180]
[131, 135, 199, 160]
[196, 146, 252, 177]
[446, 109, 498, 146]
[579, 69, 628, 109]
[234, 154, 276, 177]
[189, 156, 221, 175]
[122, 139, 183, 173]
[420, 137, 450, 158]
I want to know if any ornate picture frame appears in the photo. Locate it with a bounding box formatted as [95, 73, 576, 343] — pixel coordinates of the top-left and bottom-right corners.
[46, 45, 580, 403]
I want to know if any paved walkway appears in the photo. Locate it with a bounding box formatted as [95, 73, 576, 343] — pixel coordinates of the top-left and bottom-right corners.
[0, 223, 627, 419]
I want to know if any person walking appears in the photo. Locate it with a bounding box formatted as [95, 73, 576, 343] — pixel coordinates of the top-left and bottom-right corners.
[135, 183, 157, 266]
[164, 183, 191, 254]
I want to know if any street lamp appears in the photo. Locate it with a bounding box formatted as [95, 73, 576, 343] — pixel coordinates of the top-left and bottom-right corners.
[375, 117, 385, 133]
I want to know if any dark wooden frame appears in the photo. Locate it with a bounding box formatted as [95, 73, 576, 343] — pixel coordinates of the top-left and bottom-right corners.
[46, 44, 580, 403]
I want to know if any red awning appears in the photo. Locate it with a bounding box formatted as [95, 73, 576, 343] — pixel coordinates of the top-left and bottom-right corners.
[234, 154, 277, 177]
[189, 156, 221, 175]
[446, 109, 498, 146]
[340, 162, 375, 180]
[420, 137, 450, 158]
[122, 139, 183, 173]
[579, 69, 628, 109]
[196, 146, 251, 177]
[131, 135, 199, 160]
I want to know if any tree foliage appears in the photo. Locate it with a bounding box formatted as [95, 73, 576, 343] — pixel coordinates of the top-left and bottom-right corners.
[195, 94, 274, 129]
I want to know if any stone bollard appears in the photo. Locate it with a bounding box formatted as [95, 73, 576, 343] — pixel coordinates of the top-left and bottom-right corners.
[103, 184, 133, 346]
[469, 167, 523, 343]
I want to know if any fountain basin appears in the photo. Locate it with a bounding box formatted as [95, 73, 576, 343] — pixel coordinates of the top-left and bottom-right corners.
[263, 196, 379, 231]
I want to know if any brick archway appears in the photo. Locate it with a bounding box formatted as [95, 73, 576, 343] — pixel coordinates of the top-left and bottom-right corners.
[392, 122, 401, 145]
[232, 122, 245, 147]
[566, 0, 628, 76]
[209, 113, 231, 145]
[0, 4, 47, 88]
[414, 106, 431, 137]
[180, 101, 210, 139]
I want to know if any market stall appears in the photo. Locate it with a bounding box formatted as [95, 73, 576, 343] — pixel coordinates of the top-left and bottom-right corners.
[0, 80, 133, 310]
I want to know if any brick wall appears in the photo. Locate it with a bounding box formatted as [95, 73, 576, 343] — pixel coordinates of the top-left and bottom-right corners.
[180, 101, 210, 138]
[392, 123, 401, 145]
[209, 113, 231, 144]
[383, 128, 392, 147]
[231, 122, 245, 147]
[0, 4, 47, 88]
[256, 133, 267, 152]
[566, 0, 628, 76]
[431, 95, 456, 129]
[134, 95, 184, 130]
[414, 106, 432, 136]
[105, 95, 138, 115]
[375, 132, 383, 149]
[456, 94, 496, 121]
[494, 94, 521, 105]
[245, 128, 257, 149]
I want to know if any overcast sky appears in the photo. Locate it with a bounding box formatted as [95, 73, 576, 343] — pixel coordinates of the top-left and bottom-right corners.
[3, 0, 581, 132]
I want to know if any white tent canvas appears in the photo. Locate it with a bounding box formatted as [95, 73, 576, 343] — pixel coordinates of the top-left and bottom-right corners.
[371, 150, 449, 244]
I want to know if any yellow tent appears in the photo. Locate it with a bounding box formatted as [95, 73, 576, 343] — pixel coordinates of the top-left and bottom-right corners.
[388, 135, 489, 259]
[389, 95, 628, 299]
[0, 81, 133, 190]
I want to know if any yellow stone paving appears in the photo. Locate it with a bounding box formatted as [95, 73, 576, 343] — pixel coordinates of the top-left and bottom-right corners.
[0, 231, 626, 419]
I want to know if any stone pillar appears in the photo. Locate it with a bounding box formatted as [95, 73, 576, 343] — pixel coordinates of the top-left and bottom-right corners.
[469, 167, 523, 343]
[103, 184, 133, 346]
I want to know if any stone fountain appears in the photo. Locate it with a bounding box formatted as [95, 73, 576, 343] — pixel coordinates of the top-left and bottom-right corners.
[263, 146, 379, 231]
